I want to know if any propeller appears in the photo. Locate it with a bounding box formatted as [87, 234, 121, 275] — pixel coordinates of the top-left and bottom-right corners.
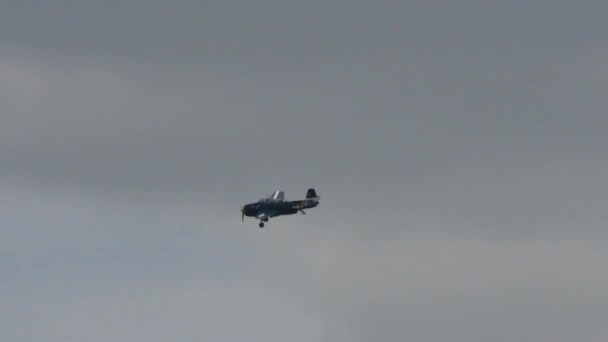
[241, 206, 245, 221]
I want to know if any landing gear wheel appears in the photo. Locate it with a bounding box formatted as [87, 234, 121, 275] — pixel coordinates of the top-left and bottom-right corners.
[262, 217, 269, 222]
[259, 222, 265, 228]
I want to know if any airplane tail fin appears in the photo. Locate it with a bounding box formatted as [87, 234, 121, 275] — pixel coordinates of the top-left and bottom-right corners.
[306, 188, 319, 199]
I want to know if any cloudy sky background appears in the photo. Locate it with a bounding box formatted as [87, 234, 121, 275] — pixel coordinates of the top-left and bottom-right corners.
[2, 1, 608, 341]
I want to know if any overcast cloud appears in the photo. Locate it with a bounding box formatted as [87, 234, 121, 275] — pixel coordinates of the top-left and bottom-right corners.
[2, 1, 608, 341]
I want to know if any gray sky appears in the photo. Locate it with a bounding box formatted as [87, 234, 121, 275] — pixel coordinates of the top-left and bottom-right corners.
[2, 1, 608, 341]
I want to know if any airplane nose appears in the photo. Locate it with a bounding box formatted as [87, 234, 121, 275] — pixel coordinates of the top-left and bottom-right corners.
[242, 204, 251, 215]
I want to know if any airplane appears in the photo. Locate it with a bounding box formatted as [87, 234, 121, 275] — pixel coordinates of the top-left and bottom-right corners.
[241, 188, 320, 228]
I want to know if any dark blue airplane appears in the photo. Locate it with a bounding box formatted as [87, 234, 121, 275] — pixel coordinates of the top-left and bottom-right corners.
[241, 189, 320, 228]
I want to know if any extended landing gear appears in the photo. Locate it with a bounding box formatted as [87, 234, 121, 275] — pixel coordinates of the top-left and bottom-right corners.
[258, 217, 269, 228]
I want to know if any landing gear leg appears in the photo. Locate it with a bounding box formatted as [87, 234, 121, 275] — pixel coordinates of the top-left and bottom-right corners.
[259, 222, 265, 228]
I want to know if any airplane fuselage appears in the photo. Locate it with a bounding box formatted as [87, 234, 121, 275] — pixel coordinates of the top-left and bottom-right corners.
[242, 199, 318, 218]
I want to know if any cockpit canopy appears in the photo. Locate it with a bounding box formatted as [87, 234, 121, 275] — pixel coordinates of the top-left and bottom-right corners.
[259, 190, 285, 202]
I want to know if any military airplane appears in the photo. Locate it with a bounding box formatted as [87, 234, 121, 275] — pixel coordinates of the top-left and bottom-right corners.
[241, 189, 320, 228]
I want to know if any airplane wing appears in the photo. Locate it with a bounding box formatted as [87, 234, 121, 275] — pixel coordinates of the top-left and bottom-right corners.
[256, 209, 281, 220]
[256, 212, 267, 220]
